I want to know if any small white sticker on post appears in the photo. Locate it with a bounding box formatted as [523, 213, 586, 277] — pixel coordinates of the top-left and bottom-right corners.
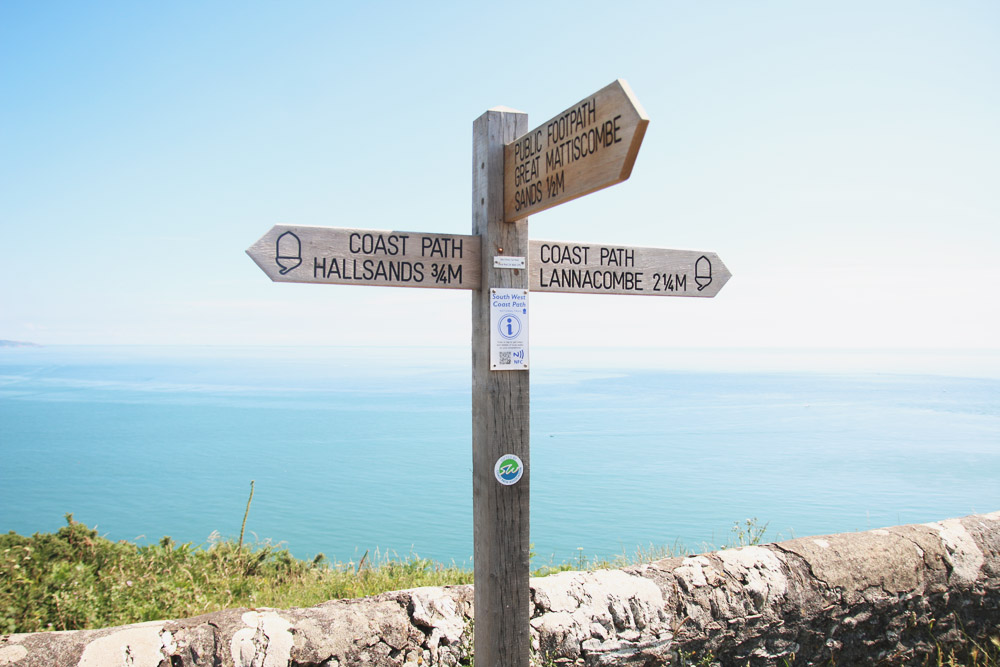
[490, 288, 529, 371]
[493, 256, 526, 269]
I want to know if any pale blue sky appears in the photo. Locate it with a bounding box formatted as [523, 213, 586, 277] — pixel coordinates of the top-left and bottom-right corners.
[2, 1, 998, 354]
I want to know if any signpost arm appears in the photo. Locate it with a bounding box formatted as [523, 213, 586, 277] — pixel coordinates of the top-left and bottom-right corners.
[472, 107, 530, 667]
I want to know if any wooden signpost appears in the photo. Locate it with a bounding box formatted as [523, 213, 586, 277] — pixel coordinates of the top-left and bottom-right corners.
[247, 229, 731, 298]
[246, 225, 480, 289]
[504, 79, 648, 222]
[530, 241, 730, 297]
[247, 80, 730, 667]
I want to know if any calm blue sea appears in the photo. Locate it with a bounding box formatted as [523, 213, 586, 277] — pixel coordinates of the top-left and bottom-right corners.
[1, 345, 998, 567]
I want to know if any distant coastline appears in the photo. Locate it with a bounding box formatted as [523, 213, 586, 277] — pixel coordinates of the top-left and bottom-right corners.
[0, 339, 40, 348]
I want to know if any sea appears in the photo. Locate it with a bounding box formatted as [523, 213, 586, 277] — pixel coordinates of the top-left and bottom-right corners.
[1, 345, 998, 568]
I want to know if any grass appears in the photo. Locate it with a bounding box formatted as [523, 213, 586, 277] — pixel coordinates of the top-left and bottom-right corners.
[0, 511, 761, 634]
[0, 514, 472, 634]
[4, 514, 997, 667]
[1, 511, 753, 634]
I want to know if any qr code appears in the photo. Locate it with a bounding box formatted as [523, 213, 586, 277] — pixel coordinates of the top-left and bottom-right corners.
[498, 351, 512, 365]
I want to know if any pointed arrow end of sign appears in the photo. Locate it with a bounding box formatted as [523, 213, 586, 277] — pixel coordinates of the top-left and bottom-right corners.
[612, 79, 650, 182]
[710, 254, 733, 296]
[246, 226, 285, 281]
[614, 79, 650, 122]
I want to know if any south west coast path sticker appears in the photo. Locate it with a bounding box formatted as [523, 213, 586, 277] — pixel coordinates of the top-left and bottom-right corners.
[494, 454, 524, 486]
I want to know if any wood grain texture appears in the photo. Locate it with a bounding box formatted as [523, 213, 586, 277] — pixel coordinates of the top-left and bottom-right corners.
[247, 226, 731, 298]
[246, 225, 480, 290]
[528, 241, 731, 297]
[503, 80, 649, 222]
[472, 108, 531, 667]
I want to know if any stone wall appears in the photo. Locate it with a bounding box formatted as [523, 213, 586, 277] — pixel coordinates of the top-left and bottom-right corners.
[2, 512, 998, 666]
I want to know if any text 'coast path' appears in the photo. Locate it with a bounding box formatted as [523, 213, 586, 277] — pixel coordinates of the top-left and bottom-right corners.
[248, 225, 730, 298]
[246, 225, 480, 289]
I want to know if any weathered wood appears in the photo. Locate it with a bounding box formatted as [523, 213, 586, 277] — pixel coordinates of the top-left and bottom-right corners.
[246, 225, 480, 289]
[5, 512, 1000, 666]
[529, 240, 732, 297]
[503, 79, 649, 222]
[248, 226, 734, 298]
[472, 107, 531, 667]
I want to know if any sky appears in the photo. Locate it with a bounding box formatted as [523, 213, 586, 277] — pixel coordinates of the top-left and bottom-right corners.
[2, 1, 998, 354]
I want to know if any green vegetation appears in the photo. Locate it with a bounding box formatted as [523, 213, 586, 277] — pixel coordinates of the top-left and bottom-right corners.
[2, 513, 757, 634]
[4, 513, 997, 667]
[0, 512, 761, 634]
[0, 514, 473, 634]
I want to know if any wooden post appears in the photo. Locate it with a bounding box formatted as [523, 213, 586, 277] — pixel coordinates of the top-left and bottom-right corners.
[244, 80, 736, 667]
[472, 107, 530, 667]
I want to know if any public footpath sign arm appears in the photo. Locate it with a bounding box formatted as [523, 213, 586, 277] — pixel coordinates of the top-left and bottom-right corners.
[503, 79, 649, 222]
[246, 80, 734, 667]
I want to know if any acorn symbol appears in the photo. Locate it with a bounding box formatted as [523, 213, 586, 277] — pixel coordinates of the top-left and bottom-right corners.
[275, 231, 302, 275]
[695, 255, 712, 291]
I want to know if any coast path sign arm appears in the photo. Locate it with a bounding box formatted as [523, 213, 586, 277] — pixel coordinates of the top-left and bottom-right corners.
[529, 240, 732, 297]
[246, 225, 482, 290]
[245, 79, 735, 667]
[246, 226, 732, 298]
[504, 79, 649, 222]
